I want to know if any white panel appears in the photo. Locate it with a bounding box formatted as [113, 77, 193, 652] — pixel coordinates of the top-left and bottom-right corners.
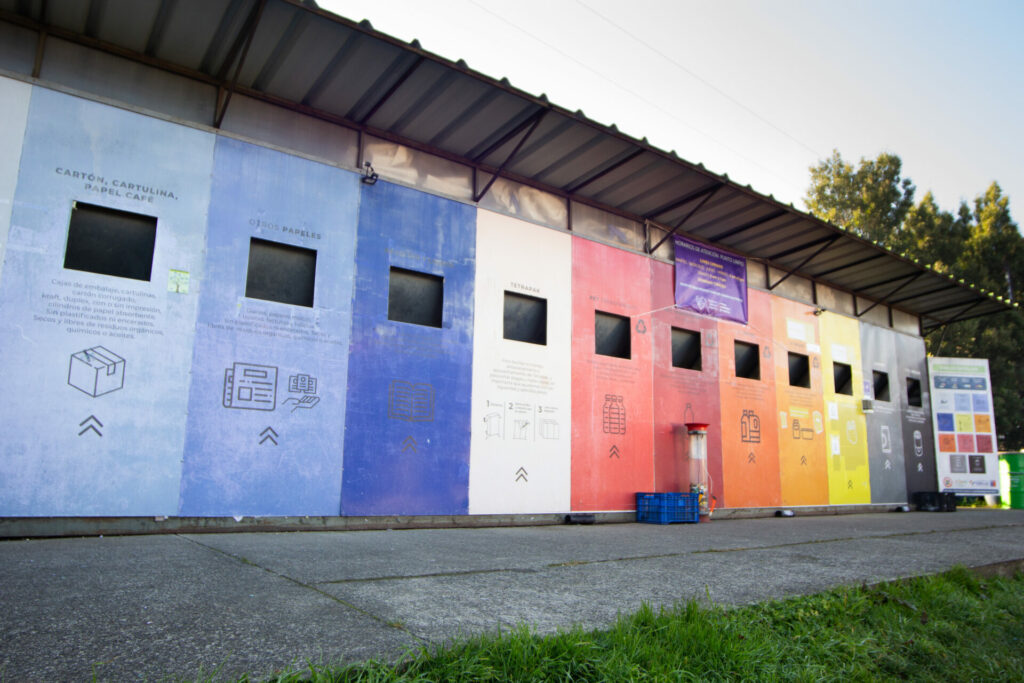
[0, 76, 31, 282]
[469, 210, 572, 513]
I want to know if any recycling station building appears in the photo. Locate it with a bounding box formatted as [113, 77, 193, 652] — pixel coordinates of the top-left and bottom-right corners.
[0, 0, 1014, 534]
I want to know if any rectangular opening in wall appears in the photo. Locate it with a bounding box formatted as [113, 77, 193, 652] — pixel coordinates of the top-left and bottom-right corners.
[503, 291, 547, 345]
[595, 310, 630, 359]
[388, 266, 443, 327]
[734, 340, 760, 380]
[63, 201, 157, 281]
[833, 361, 853, 395]
[788, 352, 810, 388]
[873, 370, 891, 402]
[245, 238, 317, 307]
[907, 377, 923, 407]
[671, 327, 701, 370]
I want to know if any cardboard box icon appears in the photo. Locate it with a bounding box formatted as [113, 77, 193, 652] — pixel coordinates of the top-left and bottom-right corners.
[68, 346, 125, 397]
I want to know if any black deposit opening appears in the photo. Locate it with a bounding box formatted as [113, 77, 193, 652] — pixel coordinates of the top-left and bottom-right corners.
[873, 370, 891, 402]
[388, 266, 443, 327]
[734, 340, 760, 380]
[788, 352, 810, 388]
[833, 362, 853, 395]
[671, 327, 701, 370]
[595, 310, 630, 359]
[503, 291, 547, 345]
[907, 377, 923, 407]
[245, 237, 317, 307]
[63, 201, 157, 281]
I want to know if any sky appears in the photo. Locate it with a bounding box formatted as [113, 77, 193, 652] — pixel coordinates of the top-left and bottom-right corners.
[318, 0, 1023, 220]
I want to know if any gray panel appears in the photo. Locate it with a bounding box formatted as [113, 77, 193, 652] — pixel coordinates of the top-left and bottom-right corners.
[40, 39, 216, 125]
[895, 332, 938, 494]
[860, 323, 908, 503]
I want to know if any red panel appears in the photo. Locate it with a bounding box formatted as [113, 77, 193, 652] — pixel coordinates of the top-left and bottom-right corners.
[571, 238, 654, 511]
[650, 261, 722, 497]
[716, 288, 781, 508]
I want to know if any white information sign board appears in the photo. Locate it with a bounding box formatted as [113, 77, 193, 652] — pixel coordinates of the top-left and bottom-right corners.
[928, 357, 999, 494]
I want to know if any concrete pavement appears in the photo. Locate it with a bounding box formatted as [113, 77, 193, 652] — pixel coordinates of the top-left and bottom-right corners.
[2, 509, 1023, 681]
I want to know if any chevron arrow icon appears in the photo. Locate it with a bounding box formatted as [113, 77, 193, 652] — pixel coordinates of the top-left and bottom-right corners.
[259, 426, 278, 445]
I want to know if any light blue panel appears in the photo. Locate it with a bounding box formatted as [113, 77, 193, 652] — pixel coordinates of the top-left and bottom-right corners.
[178, 137, 358, 516]
[342, 181, 475, 516]
[0, 88, 215, 516]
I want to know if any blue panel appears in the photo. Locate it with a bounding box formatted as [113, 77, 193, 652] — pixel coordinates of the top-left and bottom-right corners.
[0, 88, 215, 516]
[342, 181, 475, 515]
[178, 137, 359, 516]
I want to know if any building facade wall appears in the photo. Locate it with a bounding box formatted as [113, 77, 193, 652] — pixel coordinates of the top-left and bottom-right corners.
[0, 75, 940, 519]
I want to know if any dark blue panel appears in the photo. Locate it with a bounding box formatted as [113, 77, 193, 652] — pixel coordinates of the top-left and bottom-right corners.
[178, 137, 359, 516]
[342, 181, 475, 515]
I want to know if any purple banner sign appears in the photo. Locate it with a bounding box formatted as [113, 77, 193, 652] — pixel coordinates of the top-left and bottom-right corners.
[674, 236, 748, 324]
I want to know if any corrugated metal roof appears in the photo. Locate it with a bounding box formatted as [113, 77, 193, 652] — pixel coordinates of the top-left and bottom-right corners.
[1, 0, 1014, 330]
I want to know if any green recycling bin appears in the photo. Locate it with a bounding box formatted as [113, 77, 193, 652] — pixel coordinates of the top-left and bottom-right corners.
[1001, 453, 1024, 510]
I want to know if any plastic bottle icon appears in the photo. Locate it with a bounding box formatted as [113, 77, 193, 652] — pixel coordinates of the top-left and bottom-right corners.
[602, 395, 626, 435]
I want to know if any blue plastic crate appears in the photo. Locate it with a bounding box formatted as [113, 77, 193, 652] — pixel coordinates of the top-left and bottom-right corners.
[635, 492, 699, 524]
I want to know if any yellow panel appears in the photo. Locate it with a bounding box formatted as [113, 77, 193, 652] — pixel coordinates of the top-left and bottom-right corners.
[819, 313, 871, 504]
[955, 414, 974, 432]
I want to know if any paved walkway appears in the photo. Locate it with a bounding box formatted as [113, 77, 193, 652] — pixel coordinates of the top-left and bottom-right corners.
[2, 509, 1023, 681]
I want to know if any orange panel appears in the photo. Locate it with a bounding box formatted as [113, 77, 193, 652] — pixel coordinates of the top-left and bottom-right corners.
[771, 298, 829, 506]
[571, 238, 654, 511]
[716, 289, 781, 508]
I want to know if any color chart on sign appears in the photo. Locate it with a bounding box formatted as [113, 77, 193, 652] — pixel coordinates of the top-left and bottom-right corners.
[928, 357, 998, 494]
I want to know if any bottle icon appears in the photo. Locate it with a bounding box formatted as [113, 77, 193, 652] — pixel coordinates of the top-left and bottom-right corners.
[602, 395, 626, 435]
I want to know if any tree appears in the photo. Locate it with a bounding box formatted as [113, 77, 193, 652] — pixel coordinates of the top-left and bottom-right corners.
[806, 153, 1024, 449]
[805, 150, 916, 249]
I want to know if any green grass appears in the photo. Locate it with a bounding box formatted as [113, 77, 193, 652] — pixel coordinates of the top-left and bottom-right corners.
[244, 567, 1024, 682]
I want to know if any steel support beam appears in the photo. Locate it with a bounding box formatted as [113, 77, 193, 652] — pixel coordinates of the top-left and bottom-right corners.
[856, 272, 924, 317]
[473, 108, 548, 203]
[768, 235, 840, 291]
[767, 233, 839, 261]
[357, 54, 425, 125]
[214, 0, 267, 129]
[888, 283, 960, 306]
[564, 148, 644, 194]
[647, 185, 723, 254]
[811, 253, 886, 278]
